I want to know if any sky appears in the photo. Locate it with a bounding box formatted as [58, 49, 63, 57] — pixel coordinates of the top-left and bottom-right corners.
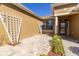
[22, 3, 53, 17]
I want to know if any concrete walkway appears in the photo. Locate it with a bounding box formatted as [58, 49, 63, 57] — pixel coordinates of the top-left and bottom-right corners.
[62, 37, 79, 56]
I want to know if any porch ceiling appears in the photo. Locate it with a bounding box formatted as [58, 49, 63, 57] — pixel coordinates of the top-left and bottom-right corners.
[42, 15, 55, 20]
[71, 4, 79, 13]
[54, 4, 79, 16]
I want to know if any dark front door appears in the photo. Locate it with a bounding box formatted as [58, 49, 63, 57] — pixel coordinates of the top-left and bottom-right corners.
[59, 19, 68, 35]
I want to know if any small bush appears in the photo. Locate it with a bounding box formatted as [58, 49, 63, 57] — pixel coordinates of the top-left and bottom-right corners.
[51, 35, 65, 56]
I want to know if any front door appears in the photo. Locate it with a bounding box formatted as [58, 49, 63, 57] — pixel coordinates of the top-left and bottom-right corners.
[59, 19, 68, 35]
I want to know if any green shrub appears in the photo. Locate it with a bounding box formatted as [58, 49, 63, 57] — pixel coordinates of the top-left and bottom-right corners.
[51, 35, 65, 56]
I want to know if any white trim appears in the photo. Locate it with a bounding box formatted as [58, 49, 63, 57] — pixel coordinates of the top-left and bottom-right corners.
[0, 12, 13, 44]
[5, 12, 8, 33]
[38, 22, 43, 34]
[54, 12, 70, 16]
[13, 14, 17, 42]
[14, 14, 17, 43]
[55, 16, 58, 34]
[54, 7, 79, 16]
[16, 18, 22, 43]
[9, 12, 13, 42]
[54, 12, 79, 16]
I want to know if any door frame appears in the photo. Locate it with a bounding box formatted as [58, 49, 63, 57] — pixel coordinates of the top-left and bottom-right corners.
[59, 19, 68, 35]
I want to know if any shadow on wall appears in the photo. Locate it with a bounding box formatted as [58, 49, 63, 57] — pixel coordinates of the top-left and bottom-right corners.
[69, 46, 79, 56]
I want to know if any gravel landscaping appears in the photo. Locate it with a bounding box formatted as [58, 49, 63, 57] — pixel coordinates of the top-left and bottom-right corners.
[0, 34, 52, 56]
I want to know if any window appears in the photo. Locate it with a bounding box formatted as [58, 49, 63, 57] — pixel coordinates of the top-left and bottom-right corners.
[42, 20, 54, 30]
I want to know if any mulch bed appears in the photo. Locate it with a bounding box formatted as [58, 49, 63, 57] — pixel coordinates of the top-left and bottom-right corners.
[7, 42, 21, 46]
[48, 50, 61, 56]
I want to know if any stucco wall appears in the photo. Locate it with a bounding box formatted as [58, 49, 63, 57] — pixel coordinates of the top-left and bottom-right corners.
[0, 4, 42, 44]
[69, 14, 79, 39]
[0, 18, 10, 45]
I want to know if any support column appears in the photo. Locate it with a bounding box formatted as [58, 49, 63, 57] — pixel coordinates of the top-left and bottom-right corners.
[38, 22, 43, 34]
[55, 16, 58, 34]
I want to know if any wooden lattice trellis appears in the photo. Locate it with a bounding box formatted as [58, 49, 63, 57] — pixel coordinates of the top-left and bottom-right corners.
[0, 12, 22, 44]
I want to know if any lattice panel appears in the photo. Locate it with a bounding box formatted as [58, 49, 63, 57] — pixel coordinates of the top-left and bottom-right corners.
[0, 12, 22, 44]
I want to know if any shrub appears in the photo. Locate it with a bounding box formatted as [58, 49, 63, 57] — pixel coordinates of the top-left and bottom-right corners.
[51, 35, 65, 56]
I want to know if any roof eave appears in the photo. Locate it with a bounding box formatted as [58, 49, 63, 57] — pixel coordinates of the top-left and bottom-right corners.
[12, 3, 42, 20]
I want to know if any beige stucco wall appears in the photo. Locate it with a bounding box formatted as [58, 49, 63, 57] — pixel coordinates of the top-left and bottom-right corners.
[69, 14, 79, 39]
[0, 4, 42, 44]
[0, 18, 10, 45]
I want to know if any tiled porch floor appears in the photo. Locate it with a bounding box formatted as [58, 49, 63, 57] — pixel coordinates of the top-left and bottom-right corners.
[62, 37, 79, 56]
